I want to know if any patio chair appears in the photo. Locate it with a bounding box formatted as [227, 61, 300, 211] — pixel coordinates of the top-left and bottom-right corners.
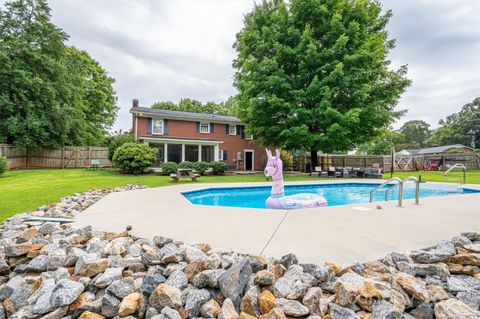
[311, 166, 328, 177]
[341, 167, 355, 178]
[364, 167, 382, 179]
[328, 166, 342, 178]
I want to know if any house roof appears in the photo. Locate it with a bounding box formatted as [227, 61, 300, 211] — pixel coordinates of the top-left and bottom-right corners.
[130, 107, 242, 124]
[397, 144, 473, 155]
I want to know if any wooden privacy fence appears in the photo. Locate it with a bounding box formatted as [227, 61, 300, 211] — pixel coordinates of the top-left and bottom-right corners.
[293, 153, 480, 172]
[0, 144, 111, 169]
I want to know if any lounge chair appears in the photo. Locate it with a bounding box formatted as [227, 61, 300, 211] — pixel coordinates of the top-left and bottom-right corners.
[364, 167, 382, 179]
[311, 166, 328, 177]
[328, 167, 342, 178]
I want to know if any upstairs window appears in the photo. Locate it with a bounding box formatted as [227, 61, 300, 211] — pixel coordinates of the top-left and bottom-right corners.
[152, 119, 164, 134]
[200, 122, 210, 134]
[228, 124, 237, 135]
[244, 132, 253, 140]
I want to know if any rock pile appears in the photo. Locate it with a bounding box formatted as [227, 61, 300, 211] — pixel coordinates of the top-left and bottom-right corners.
[0, 187, 479, 319]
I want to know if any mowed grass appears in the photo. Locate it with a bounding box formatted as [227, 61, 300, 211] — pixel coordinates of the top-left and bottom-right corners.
[0, 169, 314, 222]
[384, 170, 480, 184]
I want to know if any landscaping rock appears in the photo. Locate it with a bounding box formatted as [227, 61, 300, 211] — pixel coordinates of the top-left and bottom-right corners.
[118, 292, 143, 317]
[276, 298, 309, 317]
[434, 298, 480, 318]
[218, 259, 252, 309]
[200, 299, 221, 318]
[50, 279, 84, 307]
[148, 284, 182, 310]
[218, 298, 239, 319]
[185, 288, 210, 317]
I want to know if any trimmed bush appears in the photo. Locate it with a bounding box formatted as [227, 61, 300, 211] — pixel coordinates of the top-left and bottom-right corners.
[107, 132, 136, 161]
[209, 161, 227, 175]
[0, 156, 7, 175]
[194, 161, 210, 175]
[178, 161, 196, 169]
[112, 143, 157, 174]
[160, 162, 178, 175]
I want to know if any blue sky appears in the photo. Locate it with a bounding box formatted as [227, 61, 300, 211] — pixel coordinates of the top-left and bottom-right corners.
[1, 0, 479, 131]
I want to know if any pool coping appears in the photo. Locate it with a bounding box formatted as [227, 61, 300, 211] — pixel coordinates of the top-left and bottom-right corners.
[74, 179, 480, 266]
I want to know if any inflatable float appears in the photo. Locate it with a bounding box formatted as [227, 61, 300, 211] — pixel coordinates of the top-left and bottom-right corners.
[264, 149, 327, 209]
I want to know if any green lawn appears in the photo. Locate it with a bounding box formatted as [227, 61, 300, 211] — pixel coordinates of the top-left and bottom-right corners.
[384, 170, 480, 184]
[0, 169, 314, 222]
[1, 168, 479, 223]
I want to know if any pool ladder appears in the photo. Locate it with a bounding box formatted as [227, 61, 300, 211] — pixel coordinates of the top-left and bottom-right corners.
[370, 176, 420, 207]
[444, 163, 466, 184]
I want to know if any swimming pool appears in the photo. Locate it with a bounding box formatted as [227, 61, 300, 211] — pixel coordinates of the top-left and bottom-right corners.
[182, 183, 480, 209]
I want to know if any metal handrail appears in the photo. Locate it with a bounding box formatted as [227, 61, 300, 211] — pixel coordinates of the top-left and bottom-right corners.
[370, 177, 403, 207]
[385, 183, 400, 201]
[402, 176, 420, 205]
[445, 163, 466, 184]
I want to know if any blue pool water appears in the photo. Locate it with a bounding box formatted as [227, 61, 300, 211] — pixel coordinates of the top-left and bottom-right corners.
[182, 183, 480, 209]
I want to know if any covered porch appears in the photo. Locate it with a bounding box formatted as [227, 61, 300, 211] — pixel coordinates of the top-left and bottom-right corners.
[141, 137, 222, 166]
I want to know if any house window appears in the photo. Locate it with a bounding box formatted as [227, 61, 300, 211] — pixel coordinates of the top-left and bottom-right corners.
[228, 124, 237, 135]
[218, 150, 228, 161]
[244, 133, 253, 140]
[152, 119, 164, 134]
[200, 123, 210, 134]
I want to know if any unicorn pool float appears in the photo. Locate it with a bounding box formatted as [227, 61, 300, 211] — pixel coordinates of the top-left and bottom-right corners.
[264, 149, 327, 210]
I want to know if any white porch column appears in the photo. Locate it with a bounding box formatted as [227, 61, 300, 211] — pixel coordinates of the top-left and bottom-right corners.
[214, 144, 219, 161]
[164, 143, 168, 163]
[198, 145, 202, 162]
[181, 144, 185, 162]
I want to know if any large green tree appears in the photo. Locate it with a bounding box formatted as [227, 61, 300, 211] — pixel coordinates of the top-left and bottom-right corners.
[397, 120, 431, 149]
[151, 97, 237, 116]
[357, 127, 403, 155]
[429, 97, 479, 148]
[0, 0, 116, 149]
[234, 0, 411, 166]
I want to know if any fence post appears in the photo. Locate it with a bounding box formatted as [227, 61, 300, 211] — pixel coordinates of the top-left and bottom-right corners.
[61, 147, 65, 169]
[26, 148, 30, 168]
[88, 146, 91, 166]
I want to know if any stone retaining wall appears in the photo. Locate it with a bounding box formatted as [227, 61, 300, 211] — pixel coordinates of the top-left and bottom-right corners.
[0, 186, 479, 319]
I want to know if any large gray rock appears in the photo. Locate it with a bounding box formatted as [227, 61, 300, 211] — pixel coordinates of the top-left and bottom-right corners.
[25, 254, 49, 272]
[303, 263, 335, 283]
[0, 257, 10, 275]
[328, 303, 360, 319]
[192, 269, 225, 288]
[302, 287, 323, 316]
[456, 291, 480, 310]
[142, 266, 166, 294]
[94, 267, 124, 288]
[273, 265, 315, 300]
[148, 284, 183, 311]
[165, 270, 188, 290]
[8, 283, 34, 310]
[185, 288, 210, 317]
[409, 303, 434, 319]
[0, 276, 26, 301]
[279, 253, 298, 268]
[30, 279, 56, 315]
[106, 277, 135, 299]
[47, 249, 66, 271]
[371, 300, 402, 319]
[218, 259, 252, 309]
[410, 250, 451, 264]
[447, 275, 480, 293]
[101, 292, 121, 317]
[158, 306, 182, 319]
[276, 298, 309, 317]
[39, 222, 61, 235]
[50, 279, 84, 307]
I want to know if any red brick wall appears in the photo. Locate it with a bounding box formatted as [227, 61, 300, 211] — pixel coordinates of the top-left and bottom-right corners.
[134, 115, 267, 170]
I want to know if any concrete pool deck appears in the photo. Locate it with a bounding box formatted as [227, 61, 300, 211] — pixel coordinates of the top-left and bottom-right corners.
[74, 180, 480, 266]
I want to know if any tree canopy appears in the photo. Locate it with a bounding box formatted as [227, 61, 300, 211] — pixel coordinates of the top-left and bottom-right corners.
[357, 127, 403, 155]
[396, 120, 431, 149]
[429, 97, 479, 148]
[151, 97, 237, 116]
[233, 0, 411, 165]
[0, 0, 117, 149]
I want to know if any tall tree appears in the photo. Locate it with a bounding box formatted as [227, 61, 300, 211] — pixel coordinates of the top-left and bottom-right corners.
[0, 0, 117, 149]
[151, 97, 237, 116]
[357, 127, 403, 155]
[429, 97, 480, 148]
[233, 0, 411, 166]
[397, 120, 431, 149]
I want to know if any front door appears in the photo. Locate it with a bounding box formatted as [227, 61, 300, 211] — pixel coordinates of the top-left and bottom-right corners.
[245, 150, 253, 171]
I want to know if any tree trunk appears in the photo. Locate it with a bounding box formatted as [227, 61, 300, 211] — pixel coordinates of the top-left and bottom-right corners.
[310, 149, 318, 172]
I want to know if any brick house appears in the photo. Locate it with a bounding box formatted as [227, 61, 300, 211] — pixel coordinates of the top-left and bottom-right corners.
[130, 99, 266, 170]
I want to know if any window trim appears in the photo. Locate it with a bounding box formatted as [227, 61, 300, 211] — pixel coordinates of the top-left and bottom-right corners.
[199, 122, 210, 134]
[152, 118, 164, 135]
[244, 132, 253, 140]
[228, 124, 237, 136]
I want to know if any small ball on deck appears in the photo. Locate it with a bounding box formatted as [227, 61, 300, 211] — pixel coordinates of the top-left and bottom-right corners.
[126, 225, 132, 231]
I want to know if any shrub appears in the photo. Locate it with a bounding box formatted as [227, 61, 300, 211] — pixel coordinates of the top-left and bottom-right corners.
[160, 162, 178, 175]
[178, 161, 196, 169]
[107, 132, 136, 161]
[0, 156, 7, 175]
[194, 161, 210, 175]
[112, 143, 157, 174]
[209, 161, 227, 175]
